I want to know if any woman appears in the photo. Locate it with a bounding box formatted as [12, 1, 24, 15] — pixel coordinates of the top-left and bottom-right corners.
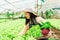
[20, 11, 51, 34]
[19, 11, 46, 35]
[19, 9, 54, 39]
[19, 10, 58, 40]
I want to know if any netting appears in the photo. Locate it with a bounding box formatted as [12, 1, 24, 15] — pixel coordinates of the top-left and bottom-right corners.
[0, 0, 36, 18]
[0, 0, 60, 12]
[0, 0, 60, 18]
[0, 0, 36, 12]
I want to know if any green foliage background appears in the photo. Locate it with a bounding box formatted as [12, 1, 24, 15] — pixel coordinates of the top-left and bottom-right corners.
[0, 19, 60, 40]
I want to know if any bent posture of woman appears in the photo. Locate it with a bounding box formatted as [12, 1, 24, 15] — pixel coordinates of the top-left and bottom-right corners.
[19, 11, 58, 40]
[19, 11, 46, 35]
[19, 11, 53, 40]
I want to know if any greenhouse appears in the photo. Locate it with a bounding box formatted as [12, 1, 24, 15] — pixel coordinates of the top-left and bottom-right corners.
[0, 0, 60, 40]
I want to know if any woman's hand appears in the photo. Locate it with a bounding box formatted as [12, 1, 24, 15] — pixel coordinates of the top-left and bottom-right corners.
[18, 24, 29, 36]
[19, 27, 26, 36]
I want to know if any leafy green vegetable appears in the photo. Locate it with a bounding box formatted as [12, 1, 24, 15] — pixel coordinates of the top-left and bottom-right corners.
[40, 22, 51, 29]
[0, 19, 59, 40]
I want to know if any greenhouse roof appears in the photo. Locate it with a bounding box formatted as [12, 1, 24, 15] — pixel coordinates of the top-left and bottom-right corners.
[0, 0, 60, 12]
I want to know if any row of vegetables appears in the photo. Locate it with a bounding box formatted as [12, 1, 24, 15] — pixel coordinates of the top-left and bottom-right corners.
[0, 19, 59, 40]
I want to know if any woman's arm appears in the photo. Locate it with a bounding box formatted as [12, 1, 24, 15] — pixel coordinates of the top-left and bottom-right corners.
[36, 17, 46, 23]
[19, 24, 29, 36]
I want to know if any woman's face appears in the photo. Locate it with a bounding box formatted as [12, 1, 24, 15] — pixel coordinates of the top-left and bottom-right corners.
[25, 12, 30, 19]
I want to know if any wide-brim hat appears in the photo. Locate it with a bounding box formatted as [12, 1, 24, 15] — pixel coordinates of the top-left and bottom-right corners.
[23, 8, 33, 12]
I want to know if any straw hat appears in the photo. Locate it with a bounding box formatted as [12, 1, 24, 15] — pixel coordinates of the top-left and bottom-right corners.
[23, 8, 33, 12]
